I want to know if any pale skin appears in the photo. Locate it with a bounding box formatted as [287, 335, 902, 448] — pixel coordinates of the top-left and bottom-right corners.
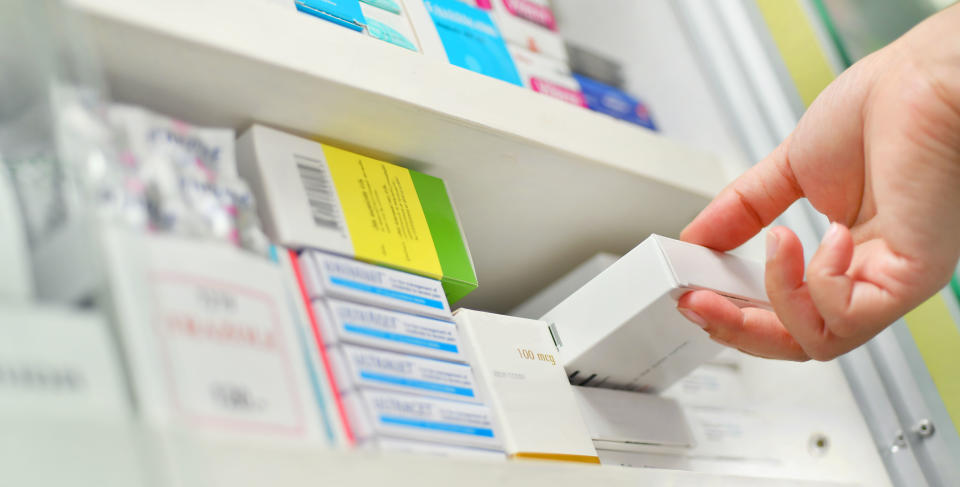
[676, 4, 960, 361]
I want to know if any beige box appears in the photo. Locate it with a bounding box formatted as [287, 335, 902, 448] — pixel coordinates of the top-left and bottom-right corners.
[454, 309, 599, 463]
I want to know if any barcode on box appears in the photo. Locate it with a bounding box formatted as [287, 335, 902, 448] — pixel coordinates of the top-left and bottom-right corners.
[295, 155, 342, 231]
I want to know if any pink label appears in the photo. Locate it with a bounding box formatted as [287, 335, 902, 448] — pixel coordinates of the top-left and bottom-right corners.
[530, 77, 587, 107]
[502, 0, 556, 31]
[475, 0, 492, 9]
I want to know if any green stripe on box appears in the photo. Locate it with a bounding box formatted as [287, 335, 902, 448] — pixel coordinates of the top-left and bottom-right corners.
[410, 170, 478, 304]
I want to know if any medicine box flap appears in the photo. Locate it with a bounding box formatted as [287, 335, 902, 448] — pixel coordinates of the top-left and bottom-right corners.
[652, 235, 768, 305]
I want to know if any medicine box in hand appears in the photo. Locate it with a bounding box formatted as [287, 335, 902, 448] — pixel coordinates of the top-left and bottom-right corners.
[542, 234, 768, 392]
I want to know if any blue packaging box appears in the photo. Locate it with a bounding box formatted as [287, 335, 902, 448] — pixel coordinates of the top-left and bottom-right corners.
[573, 73, 657, 131]
[297, 0, 367, 32]
[424, 0, 522, 86]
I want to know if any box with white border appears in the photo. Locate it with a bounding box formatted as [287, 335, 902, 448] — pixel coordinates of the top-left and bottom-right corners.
[102, 229, 329, 444]
[299, 250, 452, 320]
[475, 0, 567, 62]
[0, 304, 130, 420]
[454, 309, 598, 463]
[541, 234, 769, 392]
[571, 386, 695, 451]
[315, 298, 465, 362]
[360, 1, 420, 52]
[329, 344, 482, 403]
[508, 45, 585, 107]
[344, 388, 501, 449]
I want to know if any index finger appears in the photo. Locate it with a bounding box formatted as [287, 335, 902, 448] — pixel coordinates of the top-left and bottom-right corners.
[680, 142, 803, 251]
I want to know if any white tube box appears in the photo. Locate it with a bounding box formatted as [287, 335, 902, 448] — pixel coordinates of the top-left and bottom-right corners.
[329, 345, 482, 403]
[344, 389, 501, 449]
[508, 45, 585, 107]
[316, 299, 465, 362]
[454, 309, 599, 463]
[541, 234, 769, 392]
[299, 250, 452, 320]
[571, 386, 695, 451]
[0, 305, 130, 420]
[477, 0, 567, 62]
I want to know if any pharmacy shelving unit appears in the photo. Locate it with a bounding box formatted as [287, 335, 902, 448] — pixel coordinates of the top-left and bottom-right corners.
[69, 0, 729, 314]
[7, 0, 897, 485]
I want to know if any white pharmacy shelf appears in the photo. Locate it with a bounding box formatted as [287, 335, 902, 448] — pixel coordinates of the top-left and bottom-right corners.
[68, 0, 729, 312]
[2, 419, 855, 487]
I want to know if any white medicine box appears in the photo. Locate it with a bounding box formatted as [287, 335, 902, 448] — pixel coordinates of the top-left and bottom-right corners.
[542, 234, 768, 392]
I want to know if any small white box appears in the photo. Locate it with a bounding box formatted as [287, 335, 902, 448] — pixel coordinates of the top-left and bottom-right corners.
[454, 309, 599, 463]
[317, 299, 465, 362]
[571, 386, 695, 451]
[483, 0, 567, 62]
[344, 389, 501, 449]
[508, 45, 585, 107]
[329, 344, 482, 403]
[360, 2, 420, 52]
[366, 437, 506, 460]
[0, 304, 130, 420]
[102, 230, 328, 443]
[299, 250, 452, 319]
[542, 234, 768, 392]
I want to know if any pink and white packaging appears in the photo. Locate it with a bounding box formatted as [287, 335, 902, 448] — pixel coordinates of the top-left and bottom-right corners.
[102, 229, 329, 445]
[508, 45, 585, 107]
[472, 0, 568, 62]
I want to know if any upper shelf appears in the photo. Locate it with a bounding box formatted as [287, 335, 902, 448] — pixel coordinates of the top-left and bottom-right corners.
[69, 0, 729, 312]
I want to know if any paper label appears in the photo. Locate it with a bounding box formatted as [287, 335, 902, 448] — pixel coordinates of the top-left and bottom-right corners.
[323, 145, 443, 279]
[150, 272, 306, 435]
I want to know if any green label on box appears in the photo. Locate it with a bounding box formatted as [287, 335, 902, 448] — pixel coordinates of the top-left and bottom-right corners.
[410, 171, 478, 303]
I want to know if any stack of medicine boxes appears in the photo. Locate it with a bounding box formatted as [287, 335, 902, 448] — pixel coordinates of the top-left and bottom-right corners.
[236, 124, 491, 457]
[299, 251, 505, 459]
[465, 0, 585, 107]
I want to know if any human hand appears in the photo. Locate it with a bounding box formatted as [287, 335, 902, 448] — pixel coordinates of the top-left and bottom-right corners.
[677, 4, 960, 361]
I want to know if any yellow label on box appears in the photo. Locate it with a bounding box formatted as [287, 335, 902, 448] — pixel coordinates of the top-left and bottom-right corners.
[322, 145, 443, 279]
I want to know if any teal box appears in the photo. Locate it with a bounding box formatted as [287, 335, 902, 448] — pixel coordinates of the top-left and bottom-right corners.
[297, 0, 367, 31]
[423, 0, 522, 86]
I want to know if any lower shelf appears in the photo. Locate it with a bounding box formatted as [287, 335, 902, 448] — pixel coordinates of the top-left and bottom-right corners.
[1, 419, 853, 487]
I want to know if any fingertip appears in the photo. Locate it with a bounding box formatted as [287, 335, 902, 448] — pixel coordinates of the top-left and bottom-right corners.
[809, 222, 854, 278]
[765, 226, 806, 293]
[806, 222, 858, 337]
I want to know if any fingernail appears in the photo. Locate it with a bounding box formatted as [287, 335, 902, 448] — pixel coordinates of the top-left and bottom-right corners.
[678, 308, 708, 329]
[822, 222, 841, 245]
[766, 230, 779, 261]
